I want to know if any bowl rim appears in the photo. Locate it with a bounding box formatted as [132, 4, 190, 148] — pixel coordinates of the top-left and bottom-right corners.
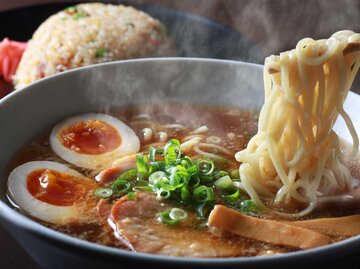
[0, 57, 359, 265]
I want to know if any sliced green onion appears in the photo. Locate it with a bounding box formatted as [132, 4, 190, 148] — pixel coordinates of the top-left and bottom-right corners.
[193, 185, 214, 203]
[149, 171, 166, 184]
[169, 173, 181, 187]
[165, 165, 178, 175]
[230, 169, 240, 179]
[117, 169, 137, 181]
[132, 186, 153, 192]
[224, 188, 240, 200]
[187, 176, 200, 188]
[214, 175, 235, 192]
[72, 12, 88, 20]
[157, 183, 176, 191]
[169, 208, 187, 221]
[96, 47, 107, 58]
[136, 155, 148, 180]
[156, 188, 171, 200]
[94, 188, 113, 198]
[180, 185, 191, 203]
[164, 139, 181, 165]
[112, 179, 131, 195]
[180, 156, 193, 168]
[136, 155, 148, 174]
[213, 170, 229, 180]
[93, 138, 239, 219]
[148, 161, 165, 174]
[175, 165, 187, 173]
[240, 200, 257, 213]
[199, 174, 214, 183]
[196, 158, 214, 176]
[127, 192, 136, 200]
[186, 164, 197, 176]
[148, 146, 157, 162]
[158, 211, 179, 225]
[170, 171, 189, 187]
[158, 208, 187, 226]
[196, 202, 208, 218]
[153, 176, 170, 187]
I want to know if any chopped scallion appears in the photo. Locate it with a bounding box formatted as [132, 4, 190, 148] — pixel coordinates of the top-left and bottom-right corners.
[169, 208, 187, 221]
[230, 169, 240, 179]
[224, 188, 240, 200]
[132, 186, 153, 192]
[94, 188, 113, 198]
[96, 47, 107, 58]
[193, 185, 214, 203]
[72, 12, 88, 20]
[196, 158, 214, 176]
[93, 138, 238, 219]
[213, 170, 229, 180]
[127, 192, 136, 200]
[156, 188, 171, 200]
[187, 176, 200, 188]
[112, 179, 131, 195]
[117, 169, 137, 181]
[164, 139, 181, 165]
[180, 185, 191, 203]
[186, 164, 197, 176]
[149, 171, 166, 184]
[158, 207, 187, 226]
[148, 161, 165, 174]
[158, 211, 179, 225]
[181, 156, 193, 168]
[240, 200, 257, 213]
[149, 146, 157, 162]
[136, 155, 148, 175]
[214, 175, 235, 192]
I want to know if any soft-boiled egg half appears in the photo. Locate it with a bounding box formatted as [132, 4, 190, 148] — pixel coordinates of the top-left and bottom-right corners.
[50, 113, 140, 170]
[8, 161, 97, 224]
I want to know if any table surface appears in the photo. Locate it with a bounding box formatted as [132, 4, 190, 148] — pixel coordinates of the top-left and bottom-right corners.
[1, 1, 360, 268]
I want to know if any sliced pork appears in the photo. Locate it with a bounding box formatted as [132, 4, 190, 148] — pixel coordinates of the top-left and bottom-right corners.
[108, 192, 252, 257]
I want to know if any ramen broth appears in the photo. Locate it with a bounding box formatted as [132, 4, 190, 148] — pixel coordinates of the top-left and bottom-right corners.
[5, 105, 360, 257]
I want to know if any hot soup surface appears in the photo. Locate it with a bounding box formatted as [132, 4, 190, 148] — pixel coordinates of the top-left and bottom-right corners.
[5, 105, 360, 257]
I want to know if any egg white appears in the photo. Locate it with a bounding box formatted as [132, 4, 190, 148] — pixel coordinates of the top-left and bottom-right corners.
[8, 161, 88, 225]
[50, 113, 140, 170]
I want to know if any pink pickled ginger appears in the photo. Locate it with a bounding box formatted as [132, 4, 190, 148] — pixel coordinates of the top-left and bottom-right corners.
[0, 38, 27, 83]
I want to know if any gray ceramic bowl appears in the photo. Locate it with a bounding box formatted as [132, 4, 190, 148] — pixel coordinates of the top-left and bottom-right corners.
[0, 58, 359, 269]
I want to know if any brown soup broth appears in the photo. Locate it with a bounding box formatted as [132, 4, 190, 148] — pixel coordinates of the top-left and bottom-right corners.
[4, 104, 359, 257]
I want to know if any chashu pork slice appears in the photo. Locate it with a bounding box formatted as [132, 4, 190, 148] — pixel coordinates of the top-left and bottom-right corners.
[108, 191, 251, 257]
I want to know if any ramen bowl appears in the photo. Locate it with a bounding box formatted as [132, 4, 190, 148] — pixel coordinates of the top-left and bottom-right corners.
[0, 58, 359, 269]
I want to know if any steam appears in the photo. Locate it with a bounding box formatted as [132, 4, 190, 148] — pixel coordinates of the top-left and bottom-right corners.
[81, 58, 263, 126]
[218, 0, 360, 55]
[79, 0, 360, 105]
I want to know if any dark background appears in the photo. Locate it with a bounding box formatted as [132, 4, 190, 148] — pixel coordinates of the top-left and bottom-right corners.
[0, 1, 360, 268]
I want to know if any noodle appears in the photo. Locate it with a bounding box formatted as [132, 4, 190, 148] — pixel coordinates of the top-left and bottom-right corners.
[235, 30, 360, 218]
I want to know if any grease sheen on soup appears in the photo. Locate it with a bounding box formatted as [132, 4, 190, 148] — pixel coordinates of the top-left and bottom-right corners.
[5, 105, 360, 258]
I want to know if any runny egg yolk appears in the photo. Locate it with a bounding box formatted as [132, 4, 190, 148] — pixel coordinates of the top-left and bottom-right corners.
[58, 120, 122, 155]
[27, 169, 87, 206]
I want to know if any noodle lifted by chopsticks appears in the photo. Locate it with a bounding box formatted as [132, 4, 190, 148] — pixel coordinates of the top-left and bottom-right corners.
[235, 30, 360, 218]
